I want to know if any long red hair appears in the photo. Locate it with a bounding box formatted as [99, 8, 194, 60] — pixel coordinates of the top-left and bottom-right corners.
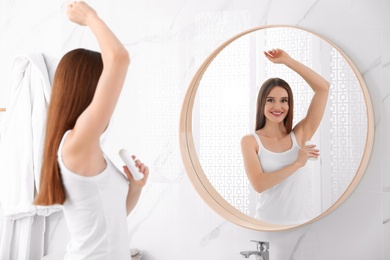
[34, 48, 103, 205]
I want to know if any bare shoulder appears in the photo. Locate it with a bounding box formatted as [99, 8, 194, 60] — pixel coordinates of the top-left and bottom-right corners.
[241, 133, 257, 150]
[241, 133, 254, 143]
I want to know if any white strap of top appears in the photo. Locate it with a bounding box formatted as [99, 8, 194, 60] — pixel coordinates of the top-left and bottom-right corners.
[250, 132, 264, 150]
[57, 130, 71, 158]
[290, 131, 298, 147]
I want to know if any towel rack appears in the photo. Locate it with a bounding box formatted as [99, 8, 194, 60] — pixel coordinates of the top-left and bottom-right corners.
[0, 108, 6, 112]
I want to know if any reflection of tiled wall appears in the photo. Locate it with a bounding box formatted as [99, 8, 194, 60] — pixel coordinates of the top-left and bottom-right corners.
[329, 48, 367, 202]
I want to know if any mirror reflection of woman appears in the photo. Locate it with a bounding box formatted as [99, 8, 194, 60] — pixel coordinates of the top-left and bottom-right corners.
[241, 49, 330, 225]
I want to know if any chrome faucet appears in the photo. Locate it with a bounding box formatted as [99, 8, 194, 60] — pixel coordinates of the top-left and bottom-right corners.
[240, 240, 269, 260]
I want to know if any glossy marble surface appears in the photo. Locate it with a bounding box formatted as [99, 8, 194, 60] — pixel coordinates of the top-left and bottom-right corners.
[0, 0, 388, 259]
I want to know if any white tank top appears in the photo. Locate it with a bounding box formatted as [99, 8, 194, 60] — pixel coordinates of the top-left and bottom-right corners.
[251, 131, 314, 225]
[58, 130, 131, 260]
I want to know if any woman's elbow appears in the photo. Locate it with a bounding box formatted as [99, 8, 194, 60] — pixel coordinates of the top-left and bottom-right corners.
[252, 183, 268, 193]
[322, 81, 330, 91]
[109, 48, 130, 67]
[117, 49, 130, 66]
[254, 187, 267, 193]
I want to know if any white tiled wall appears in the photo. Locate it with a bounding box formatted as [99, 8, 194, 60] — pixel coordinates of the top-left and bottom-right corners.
[0, 0, 388, 259]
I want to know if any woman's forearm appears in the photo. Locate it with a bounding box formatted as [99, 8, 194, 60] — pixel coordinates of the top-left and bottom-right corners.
[126, 186, 142, 215]
[253, 162, 303, 193]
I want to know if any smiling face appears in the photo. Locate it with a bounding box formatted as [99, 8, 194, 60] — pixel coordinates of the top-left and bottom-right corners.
[264, 86, 289, 124]
[255, 77, 294, 132]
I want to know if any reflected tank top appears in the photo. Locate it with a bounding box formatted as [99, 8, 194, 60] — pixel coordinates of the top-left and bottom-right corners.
[251, 131, 314, 225]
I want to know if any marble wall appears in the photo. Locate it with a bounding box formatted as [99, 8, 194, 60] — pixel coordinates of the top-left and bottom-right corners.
[0, 0, 388, 259]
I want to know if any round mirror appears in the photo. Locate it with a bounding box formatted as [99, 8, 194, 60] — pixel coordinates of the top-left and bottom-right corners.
[179, 25, 374, 231]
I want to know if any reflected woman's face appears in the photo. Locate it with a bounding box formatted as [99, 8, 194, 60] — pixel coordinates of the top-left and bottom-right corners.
[264, 86, 289, 124]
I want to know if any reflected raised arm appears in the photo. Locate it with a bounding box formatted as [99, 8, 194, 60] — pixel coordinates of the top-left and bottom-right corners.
[264, 48, 330, 146]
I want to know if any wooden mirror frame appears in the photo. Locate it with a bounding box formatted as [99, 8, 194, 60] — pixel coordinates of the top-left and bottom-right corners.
[179, 25, 374, 231]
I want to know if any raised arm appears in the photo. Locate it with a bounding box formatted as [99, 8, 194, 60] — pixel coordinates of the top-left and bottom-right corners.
[67, 1, 130, 149]
[264, 49, 330, 144]
[60, 2, 130, 177]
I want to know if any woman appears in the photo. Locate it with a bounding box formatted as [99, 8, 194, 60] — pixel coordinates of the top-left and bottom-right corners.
[241, 48, 329, 225]
[34, 2, 149, 259]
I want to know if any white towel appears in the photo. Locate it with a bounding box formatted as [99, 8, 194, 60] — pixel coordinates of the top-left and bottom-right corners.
[0, 53, 64, 260]
[0, 53, 62, 219]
